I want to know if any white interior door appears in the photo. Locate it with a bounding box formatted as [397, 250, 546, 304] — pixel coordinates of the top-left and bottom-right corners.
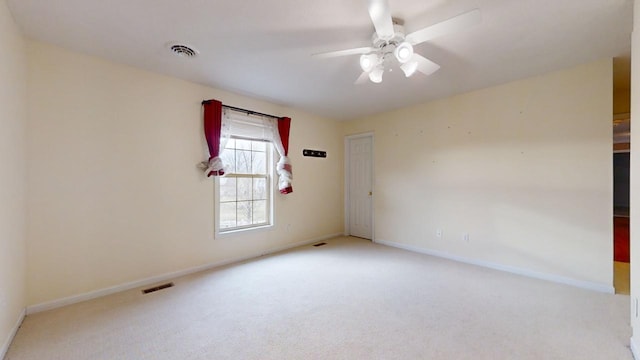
[348, 135, 373, 239]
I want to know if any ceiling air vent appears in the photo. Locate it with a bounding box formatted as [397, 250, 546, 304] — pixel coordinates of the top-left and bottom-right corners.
[168, 44, 198, 58]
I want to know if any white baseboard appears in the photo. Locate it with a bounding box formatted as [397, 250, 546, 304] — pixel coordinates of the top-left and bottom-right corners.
[375, 239, 615, 294]
[26, 233, 342, 315]
[1, 308, 25, 360]
[631, 336, 640, 359]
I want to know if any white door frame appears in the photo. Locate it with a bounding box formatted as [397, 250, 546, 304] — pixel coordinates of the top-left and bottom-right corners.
[344, 132, 375, 241]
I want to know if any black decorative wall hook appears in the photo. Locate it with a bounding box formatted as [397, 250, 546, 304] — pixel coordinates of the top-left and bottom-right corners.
[303, 149, 327, 158]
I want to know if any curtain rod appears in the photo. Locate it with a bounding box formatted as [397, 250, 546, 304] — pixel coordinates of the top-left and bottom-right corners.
[201, 100, 281, 120]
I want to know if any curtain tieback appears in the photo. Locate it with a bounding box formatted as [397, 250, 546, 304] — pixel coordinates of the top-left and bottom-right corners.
[199, 157, 225, 177]
[277, 156, 293, 194]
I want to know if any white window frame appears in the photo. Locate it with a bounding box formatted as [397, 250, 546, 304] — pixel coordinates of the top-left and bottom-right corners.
[214, 136, 275, 236]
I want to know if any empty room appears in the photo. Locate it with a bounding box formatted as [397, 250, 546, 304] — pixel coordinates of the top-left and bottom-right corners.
[2, 0, 640, 359]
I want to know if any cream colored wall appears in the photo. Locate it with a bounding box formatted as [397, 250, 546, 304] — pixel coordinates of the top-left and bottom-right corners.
[26, 41, 343, 306]
[0, 0, 27, 353]
[630, 0, 640, 352]
[344, 60, 613, 288]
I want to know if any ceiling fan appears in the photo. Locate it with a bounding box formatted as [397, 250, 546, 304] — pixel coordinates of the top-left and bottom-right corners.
[314, 0, 481, 84]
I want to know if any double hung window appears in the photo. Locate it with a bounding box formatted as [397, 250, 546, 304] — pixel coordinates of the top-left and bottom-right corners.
[217, 138, 272, 232]
[215, 110, 277, 234]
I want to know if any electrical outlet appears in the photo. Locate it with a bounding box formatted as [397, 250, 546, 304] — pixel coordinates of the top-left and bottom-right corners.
[436, 229, 442, 238]
[463, 233, 470, 242]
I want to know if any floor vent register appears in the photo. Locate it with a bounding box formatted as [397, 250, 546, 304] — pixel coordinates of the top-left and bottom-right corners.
[142, 282, 174, 294]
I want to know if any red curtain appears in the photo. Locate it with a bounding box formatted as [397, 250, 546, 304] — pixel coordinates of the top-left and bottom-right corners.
[203, 99, 224, 176]
[278, 117, 293, 194]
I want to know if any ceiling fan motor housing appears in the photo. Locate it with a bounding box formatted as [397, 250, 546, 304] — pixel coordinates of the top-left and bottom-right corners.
[369, 23, 411, 69]
[372, 24, 407, 50]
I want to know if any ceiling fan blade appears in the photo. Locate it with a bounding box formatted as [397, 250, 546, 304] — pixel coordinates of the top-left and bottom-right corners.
[405, 8, 481, 45]
[354, 72, 370, 84]
[414, 54, 440, 76]
[313, 47, 374, 58]
[367, 0, 395, 40]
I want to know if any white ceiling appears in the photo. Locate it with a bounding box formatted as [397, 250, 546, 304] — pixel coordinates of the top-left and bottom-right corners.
[7, 0, 633, 120]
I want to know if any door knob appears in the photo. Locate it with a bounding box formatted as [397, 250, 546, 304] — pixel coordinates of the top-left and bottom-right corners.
[368, 191, 373, 196]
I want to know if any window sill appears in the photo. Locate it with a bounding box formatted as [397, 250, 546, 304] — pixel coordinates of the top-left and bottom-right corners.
[215, 223, 274, 239]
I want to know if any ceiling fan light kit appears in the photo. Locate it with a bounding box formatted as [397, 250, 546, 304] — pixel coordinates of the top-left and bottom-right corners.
[394, 41, 413, 63]
[359, 53, 378, 73]
[313, 0, 481, 85]
[400, 60, 418, 77]
[368, 67, 384, 83]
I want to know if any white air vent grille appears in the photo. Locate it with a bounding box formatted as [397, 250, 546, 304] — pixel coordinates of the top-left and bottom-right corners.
[169, 44, 198, 58]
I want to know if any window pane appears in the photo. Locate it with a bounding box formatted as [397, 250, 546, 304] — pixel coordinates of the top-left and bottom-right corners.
[253, 200, 267, 224]
[220, 150, 236, 173]
[217, 138, 272, 233]
[253, 178, 267, 200]
[236, 139, 251, 150]
[236, 150, 251, 174]
[252, 151, 266, 174]
[219, 177, 236, 202]
[252, 141, 266, 152]
[237, 201, 252, 226]
[219, 202, 236, 229]
[237, 177, 252, 201]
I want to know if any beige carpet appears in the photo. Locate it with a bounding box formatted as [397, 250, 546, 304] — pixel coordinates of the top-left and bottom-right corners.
[6, 237, 632, 359]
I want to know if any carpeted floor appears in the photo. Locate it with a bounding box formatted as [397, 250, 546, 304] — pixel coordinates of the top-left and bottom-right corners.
[6, 237, 632, 359]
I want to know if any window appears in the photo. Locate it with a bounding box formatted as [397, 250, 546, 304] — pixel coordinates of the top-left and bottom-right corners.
[216, 138, 272, 233]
